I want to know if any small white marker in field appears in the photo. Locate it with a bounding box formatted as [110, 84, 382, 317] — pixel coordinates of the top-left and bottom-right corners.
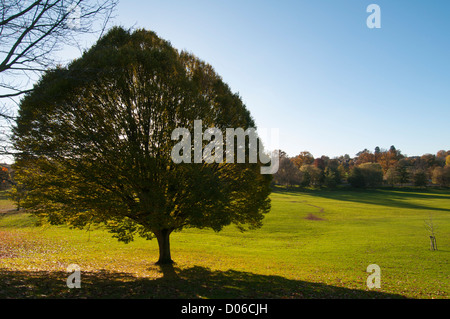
[66, 264, 81, 289]
[366, 264, 381, 289]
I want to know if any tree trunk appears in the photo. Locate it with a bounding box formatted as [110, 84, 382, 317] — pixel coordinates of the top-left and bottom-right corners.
[430, 236, 437, 251]
[154, 229, 174, 264]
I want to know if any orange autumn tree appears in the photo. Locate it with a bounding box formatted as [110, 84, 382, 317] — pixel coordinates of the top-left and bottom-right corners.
[0, 166, 10, 188]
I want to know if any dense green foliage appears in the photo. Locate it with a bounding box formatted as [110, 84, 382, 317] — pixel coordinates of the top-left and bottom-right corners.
[350, 163, 383, 188]
[12, 27, 271, 264]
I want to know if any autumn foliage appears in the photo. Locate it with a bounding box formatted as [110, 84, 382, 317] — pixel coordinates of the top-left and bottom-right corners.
[273, 147, 450, 188]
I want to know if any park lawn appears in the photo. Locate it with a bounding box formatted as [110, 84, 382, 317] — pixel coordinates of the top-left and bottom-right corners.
[0, 187, 449, 299]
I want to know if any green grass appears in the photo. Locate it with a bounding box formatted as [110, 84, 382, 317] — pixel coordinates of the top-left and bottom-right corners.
[0, 187, 449, 299]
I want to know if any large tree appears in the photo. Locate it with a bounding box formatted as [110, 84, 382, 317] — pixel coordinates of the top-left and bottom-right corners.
[292, 151, 314, 169]
[359, 162, 384, 187]
[432, 166, 450, 187]
[12, 27, 272, 264]
[272, 152, 302, 186]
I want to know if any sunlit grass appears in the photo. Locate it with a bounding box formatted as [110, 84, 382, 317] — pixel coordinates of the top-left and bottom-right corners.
[0, 187, 449, 298]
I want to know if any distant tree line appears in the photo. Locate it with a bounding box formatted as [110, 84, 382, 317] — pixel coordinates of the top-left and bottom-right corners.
[273, 147, 450, 188]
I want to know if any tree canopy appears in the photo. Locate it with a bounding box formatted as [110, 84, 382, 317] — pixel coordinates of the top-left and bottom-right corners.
[12, 27, 272, 264]
[271, 146, 450, 189]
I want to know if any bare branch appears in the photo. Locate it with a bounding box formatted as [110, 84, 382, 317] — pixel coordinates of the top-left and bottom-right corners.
[0, 1, 40, 27]
[0, 0, 118, 98]
[0, 0, 118, 155]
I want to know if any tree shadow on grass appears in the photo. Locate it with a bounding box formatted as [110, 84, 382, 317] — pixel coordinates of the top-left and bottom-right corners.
[0, 266, 406, 299]
[273, 186, 450, 213]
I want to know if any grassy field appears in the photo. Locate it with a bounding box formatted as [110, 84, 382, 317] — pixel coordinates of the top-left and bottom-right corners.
[0, 187, 449, 299]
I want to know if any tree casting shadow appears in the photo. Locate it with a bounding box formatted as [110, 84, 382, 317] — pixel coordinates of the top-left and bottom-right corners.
[0, 266, 406, 299]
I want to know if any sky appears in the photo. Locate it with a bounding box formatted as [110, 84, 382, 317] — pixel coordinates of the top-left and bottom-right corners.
[28, 0, 450, 158]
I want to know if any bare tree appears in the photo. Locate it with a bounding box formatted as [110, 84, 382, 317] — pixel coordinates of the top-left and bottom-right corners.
[0, 0, 118, 100]
[424, 214, 438, 251]
[0, 0, 118, 157]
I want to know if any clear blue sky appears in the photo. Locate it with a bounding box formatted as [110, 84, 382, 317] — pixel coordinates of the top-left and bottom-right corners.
[69, 1, 450, 158]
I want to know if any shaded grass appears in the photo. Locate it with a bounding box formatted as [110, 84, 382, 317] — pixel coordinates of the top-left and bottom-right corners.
[0, 266, 405, 299]
[0, 187, 449, 299]
[277, 186, 450, 212]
